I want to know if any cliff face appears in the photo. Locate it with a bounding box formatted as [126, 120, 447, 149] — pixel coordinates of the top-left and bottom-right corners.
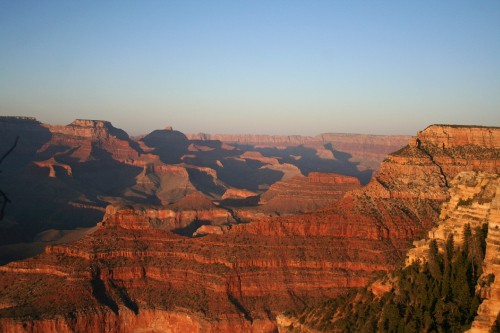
[40, 119, 142, 162]
[187, 132, 411, 171]
[103, 192, 234, 233]
[0, 214, 375, 332]
[259, 172, 361, 214]
[406, 172, 498, 265]
[469, 177, 500, 333]
[416, 125, 500, 179]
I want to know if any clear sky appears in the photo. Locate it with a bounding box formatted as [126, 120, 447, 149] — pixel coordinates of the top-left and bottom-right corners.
[1, 1, 499, 135]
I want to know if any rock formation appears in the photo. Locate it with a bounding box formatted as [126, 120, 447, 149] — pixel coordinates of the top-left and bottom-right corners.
[406, 172, 497, 265]
[259, 172, 361, 214]
[40, 119, 142, 162]
[401, 170, 500, 332]
[0, 123, 498, 332]
[469, 176, 500, 332]
[187, 132, 411, 171]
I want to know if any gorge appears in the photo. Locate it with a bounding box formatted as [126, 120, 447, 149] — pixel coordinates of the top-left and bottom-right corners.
[0, 118, 499, 332]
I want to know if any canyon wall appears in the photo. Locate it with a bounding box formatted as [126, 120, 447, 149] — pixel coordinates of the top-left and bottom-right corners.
[0, 124, 498, 332]
[258, 172, 361, 214]
[188, 132, 411, 171]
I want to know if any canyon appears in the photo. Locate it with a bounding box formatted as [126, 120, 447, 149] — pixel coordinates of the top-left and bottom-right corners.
[0, 119, 499, 332]
[0, 116, 407, 261]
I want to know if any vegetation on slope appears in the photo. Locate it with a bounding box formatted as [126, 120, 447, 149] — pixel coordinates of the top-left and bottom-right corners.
[289, 224, 488, 333]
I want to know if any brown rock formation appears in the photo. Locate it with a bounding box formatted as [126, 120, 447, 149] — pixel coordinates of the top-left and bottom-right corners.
[469, 177, 500, 332]
[40, 119, 142, 162]
[0, 124, 498, 332]
[259, 172, 361, 214]
[104, 192, 234, 232]
[406, 172, 498, 265]
[126, 163, 196, 204]
[187, 132, 412, 171]
[222, 189, 259, 200]
[33, 157, 72, 178]
[0, 211, 377, 332]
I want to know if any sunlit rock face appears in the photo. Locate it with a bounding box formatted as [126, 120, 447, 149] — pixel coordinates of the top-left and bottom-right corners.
[258, 172, 361, 214]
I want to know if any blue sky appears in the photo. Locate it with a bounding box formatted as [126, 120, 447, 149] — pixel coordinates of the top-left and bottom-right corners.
[1, 1, 499, 135]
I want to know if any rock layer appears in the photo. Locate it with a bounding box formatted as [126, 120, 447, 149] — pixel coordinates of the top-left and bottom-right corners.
[406, 172, 498, 265]
[259, 172, 361, 213]
[0, 124, 498, 332]
[188, 132, 412, 171]
[469, 178, 500, 332]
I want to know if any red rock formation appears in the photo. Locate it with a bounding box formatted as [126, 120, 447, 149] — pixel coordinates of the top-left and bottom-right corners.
[33, 157, 72, 177]
[0, 212, 380, 332]
[222, 189, 259, 200]
[415, 125, 500, 178]
[187, 132, 412, 170]
[40, 119, 142, 162]
[104, 192, 234, 231]
[240, 151, 281, 165]
[259, 172, 361, 214]
[0, 124, 497, 332]
[127, 163, 197, 204]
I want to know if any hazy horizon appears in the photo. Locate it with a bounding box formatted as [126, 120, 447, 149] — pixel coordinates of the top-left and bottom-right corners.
[1, 1, 499, 136]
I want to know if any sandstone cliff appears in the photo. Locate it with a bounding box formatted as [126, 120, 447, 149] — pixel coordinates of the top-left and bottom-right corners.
[40, 119, 142, 162]
[259, 172, 361, 214]
[469, 177, 500, 332]
[406, 172, 497, 265]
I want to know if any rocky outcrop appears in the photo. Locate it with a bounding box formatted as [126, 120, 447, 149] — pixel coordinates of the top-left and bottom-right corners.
[104, 192, 234, 232]
[405, 172, 497, 264]
[259, 172, 361, 214]
[126, 163, 196, 204]
[40, 119, 142, 162]
[222, 189, 259, 200]
[188, 132, 412, 171]
[417, 125, 499, 149]
[415, 125, 500, 178]
[468, 178, 500, 332]
[193, 224, 231, 236]
[0, 116, 51, 164]
[33, 157, 72, 178]
[0, 210, 374, 332]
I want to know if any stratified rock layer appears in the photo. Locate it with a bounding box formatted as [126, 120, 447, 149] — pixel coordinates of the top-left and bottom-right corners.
[469, 178, 500, 332]
[188, 132, 412, 171]
[406, 172, 498, 265]
[259, 172, 361, 213]
[0, 125, 498, 333]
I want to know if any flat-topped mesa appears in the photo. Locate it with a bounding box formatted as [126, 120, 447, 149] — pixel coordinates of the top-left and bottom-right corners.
[0, 116, 38, 123]
[307, 172, 361, 185]
[103, 194, 234, 231]
[258, 172, 361, 213]
[416, 125, 500, 179]
[40, 119, 141, 162]
[187, 133, 314, 146]
[417, 124, 500, 149]
[55, 119, 130, 141]
[371, 125, 500, 202]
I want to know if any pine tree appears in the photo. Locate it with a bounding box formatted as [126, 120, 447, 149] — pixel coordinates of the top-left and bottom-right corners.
[463, 223, 472, 255]
[428, 239, 442, 281]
